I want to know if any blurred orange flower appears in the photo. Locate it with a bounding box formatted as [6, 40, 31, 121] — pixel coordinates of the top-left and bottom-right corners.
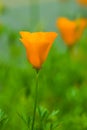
[56, 17, 87, 46]
[77, 0, 87, 5]
[20, 32, 57, 69]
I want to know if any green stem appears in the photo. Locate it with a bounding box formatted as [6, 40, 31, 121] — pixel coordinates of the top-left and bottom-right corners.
[31, 70, 39, 130]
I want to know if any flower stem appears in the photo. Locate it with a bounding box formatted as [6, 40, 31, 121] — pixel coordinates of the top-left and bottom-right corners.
[31, 69, 39, 130]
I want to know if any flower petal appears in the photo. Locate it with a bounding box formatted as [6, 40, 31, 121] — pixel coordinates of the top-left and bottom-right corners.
[19, 32, 58, 69]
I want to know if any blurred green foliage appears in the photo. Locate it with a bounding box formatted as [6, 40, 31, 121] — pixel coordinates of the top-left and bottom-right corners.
[0, 0, 87, 130]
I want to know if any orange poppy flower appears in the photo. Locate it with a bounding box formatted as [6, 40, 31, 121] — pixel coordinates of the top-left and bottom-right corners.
[77, 0, 87, 5]
[20, 32, 57, 69]
[56, 17, 87, 46]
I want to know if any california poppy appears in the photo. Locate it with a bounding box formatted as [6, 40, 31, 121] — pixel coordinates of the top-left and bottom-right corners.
[20, 32, 57, 69]
[77, 0, 87, 5]
[56, 17, 86, 46]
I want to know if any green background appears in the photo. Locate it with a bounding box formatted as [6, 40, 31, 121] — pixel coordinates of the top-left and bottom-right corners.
[0, 0, 87, 130]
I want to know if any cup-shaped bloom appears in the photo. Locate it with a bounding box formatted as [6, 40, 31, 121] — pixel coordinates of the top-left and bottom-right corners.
[56, 17, 87, 46]
[20, 32, 57, 69]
